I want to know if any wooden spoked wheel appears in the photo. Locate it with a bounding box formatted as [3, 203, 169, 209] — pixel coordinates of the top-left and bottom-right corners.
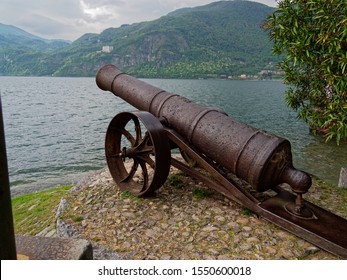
[105, 111, 171, 196]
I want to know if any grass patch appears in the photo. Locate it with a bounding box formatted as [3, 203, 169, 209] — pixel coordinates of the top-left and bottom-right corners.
[11, 186, 72, 235]
[73, 216, 84, 222]
[121, 190, 132, 198]
[242, 208, 253, 216]
[192, 187, 210, 199]
[168, 172, 186, 189]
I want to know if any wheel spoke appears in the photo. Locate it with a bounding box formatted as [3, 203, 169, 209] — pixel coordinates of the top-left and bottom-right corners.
[127, 132, 155, 166]
[138, 160, 149, 192]
[116, 127, 136, 146]
[120, 161, 139, 183]
[137, 132, 151, 148]
[137, 155, 155, 169]
[134, 118, 142, 146]
[135, 132, 154, 154]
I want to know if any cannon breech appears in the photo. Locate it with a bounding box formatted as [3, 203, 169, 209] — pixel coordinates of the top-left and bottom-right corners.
[96, 64, 347, 258]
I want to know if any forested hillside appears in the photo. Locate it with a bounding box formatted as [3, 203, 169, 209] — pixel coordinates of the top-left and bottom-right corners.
[0, 1, 279, 78]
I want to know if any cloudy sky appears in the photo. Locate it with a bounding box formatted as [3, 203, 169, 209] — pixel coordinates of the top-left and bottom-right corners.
[1, 0, 278, 41]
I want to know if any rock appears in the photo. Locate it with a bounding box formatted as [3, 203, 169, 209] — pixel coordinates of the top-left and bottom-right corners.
[145, 229, 156, 238]
[265, 246, 277, 255]
[247, 237, 260, 244]
[15, 235, 93, 260]
[185, 244, 194, 250]
[236, 217, 249, 225]
[123, 242, 132, 248]
[338, 167, 347, 188]
[240, 244, 252, 251]
[305, 246, 320, 255]
[56, 219, 77, 238]
[202, 225, 218, 232]
[92, 243, 124, 260]
[242, 226, 252, 232]
[217, 254, 230, 260]
[160, 255, 172, 260]
[208, 249, 219, 255]
[36, 226, 56, 237]
[215, 216, 226, 222]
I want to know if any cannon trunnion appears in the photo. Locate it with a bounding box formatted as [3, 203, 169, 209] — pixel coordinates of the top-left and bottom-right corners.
[96, 64, 347, 258]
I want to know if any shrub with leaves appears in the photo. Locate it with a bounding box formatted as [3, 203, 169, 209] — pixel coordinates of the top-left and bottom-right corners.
[265, 0, 347, 144]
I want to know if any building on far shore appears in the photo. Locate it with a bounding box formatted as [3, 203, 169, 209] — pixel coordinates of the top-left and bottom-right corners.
[96, 46, 114, 54]
[102, 46, 113, 53]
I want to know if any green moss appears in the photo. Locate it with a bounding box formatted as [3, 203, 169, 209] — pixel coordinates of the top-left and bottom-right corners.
[192, 187, 210, 199]
[73, 216, 84, 222]
[242, 208, 253, 216]
[121, 190, 132, 198]
[11, 186, 72, 235]
[168, 172, 186, 189]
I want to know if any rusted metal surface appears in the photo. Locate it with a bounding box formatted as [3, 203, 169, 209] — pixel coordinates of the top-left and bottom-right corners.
[97, 65, 311, 196]
[96, 64, 347, 258]
[105, 111, 171, 195]
[259, 191, 347, 258]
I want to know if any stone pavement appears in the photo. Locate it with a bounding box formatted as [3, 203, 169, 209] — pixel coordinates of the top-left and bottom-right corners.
[55, 163, 347, 260]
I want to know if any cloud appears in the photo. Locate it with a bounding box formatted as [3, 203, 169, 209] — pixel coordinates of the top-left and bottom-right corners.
[1, 0, 83, 39]
[1, 0, 278, 41]
[17, 15, 71, 37]
[80, 0, 124, 20]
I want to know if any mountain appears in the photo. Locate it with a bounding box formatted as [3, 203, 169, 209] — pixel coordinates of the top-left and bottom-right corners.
[0, 23, 70, 50]
[0, 23, 70, 76]
[0, 1, 278, 78]
[0, 23, 43, 40]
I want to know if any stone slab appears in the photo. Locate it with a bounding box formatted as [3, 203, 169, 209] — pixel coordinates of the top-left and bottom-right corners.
[338, 167, 347, 188]
[15, 235, 93, 260]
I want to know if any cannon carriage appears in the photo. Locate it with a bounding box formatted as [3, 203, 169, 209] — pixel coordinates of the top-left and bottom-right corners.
[96, 64, 347, 258]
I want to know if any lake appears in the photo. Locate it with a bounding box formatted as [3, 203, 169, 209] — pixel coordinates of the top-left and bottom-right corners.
[1, 76, 346, 192]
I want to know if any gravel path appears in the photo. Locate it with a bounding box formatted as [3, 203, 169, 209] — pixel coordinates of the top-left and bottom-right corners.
[56, 160, 347, 260]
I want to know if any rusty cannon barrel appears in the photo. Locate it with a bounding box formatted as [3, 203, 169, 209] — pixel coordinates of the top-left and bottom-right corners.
[96, 64, 311, 198]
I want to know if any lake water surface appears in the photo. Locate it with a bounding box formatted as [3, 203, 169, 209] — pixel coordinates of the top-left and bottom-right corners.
[1, 76, 346, 192]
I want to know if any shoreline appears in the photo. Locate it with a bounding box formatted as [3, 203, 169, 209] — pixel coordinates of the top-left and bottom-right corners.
[9, 170, 99, 198]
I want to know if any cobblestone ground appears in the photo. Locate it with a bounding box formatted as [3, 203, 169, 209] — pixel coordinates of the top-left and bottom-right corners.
[59, 161, 347, 260]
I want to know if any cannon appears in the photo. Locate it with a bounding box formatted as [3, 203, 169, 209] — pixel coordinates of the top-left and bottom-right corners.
[96, 64, 347, 258]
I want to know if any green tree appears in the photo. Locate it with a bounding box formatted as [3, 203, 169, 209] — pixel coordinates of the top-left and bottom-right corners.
[265, 0, 347, 144]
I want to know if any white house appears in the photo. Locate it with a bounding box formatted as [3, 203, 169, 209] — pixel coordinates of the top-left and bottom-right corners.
[102, 46, 113, 53]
